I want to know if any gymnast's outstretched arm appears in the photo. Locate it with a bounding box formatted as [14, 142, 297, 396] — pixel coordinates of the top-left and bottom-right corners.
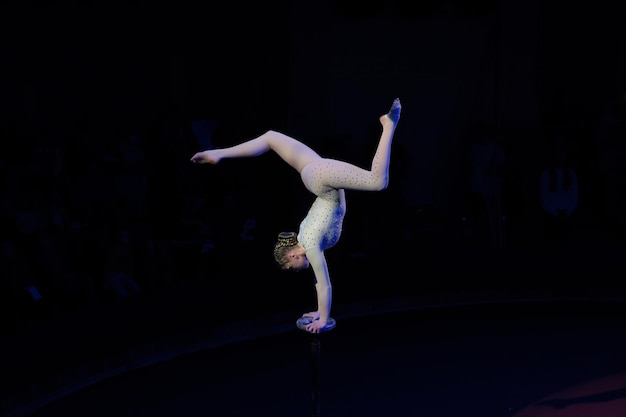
[190, 130, 322, 173]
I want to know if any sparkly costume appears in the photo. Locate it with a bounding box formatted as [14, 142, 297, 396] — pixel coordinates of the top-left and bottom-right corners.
[297, 187, 345, 253]
[297, 160, 347, 252]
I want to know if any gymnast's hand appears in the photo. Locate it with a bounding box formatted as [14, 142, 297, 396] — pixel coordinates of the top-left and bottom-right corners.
[302, 311, 325, 333]
[305, 317, 327, 334]
[302, 311, 320, 321]
[190, 150, 222, 165]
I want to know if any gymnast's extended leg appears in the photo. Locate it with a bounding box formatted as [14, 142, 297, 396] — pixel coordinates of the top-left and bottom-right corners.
[301, 98, 402, 193]
[190, 130, 322, 173]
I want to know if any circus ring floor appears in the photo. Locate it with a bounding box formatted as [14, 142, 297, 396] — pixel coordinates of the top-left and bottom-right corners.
[10, 295, 625, 417]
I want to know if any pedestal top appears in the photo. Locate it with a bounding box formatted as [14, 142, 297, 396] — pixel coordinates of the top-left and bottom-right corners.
[296, 316, 336, 333]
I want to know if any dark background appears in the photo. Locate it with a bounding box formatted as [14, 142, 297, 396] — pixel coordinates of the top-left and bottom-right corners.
[2, 0, 626, 415]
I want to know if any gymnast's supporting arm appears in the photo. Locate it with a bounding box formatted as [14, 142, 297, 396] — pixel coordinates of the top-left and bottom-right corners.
[304, 248, 332, 333]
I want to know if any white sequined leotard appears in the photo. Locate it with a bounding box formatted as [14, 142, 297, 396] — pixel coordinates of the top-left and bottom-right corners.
[297, 159, 347, 252]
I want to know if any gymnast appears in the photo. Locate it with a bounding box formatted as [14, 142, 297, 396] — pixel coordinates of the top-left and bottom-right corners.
[190, 98, 402, 333]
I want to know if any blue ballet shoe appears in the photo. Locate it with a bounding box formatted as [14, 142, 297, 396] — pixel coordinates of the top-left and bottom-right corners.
[387, 98, 401, 123]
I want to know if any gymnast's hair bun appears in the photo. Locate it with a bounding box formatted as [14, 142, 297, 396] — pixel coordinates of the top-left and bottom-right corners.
[276, 231, 298, 246]
[273, 231, 299, 266]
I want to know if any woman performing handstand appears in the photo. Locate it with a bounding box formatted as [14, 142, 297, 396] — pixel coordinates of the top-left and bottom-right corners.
[190, 98, 401, 333]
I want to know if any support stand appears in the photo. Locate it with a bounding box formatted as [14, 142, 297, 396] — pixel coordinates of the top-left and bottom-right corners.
[296, 317, 336, 417]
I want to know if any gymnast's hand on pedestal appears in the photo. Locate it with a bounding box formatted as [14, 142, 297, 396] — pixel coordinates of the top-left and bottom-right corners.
[303, 311, 326, 334]
[190, 150, 222, 165]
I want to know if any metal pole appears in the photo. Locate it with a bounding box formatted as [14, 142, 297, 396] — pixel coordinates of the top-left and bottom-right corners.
[310, 334, 321, 417]
[296, 317, 336, 417]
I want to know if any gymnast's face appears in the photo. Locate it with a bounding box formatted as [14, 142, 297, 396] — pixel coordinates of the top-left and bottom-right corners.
[286, 247, 309, 271]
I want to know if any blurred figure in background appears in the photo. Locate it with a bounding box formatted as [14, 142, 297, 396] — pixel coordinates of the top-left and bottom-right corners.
[467, 123, 507, 248]
[539, 129, 579, 245]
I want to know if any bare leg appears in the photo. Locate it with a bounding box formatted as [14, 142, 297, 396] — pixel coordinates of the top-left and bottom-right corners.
[190, 130, 322, 173]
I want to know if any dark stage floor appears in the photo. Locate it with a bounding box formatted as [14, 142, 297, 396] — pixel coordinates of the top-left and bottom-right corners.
[17, 298, 626, 417]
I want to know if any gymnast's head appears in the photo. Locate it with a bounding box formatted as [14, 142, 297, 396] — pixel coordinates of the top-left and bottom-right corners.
[273, 232, 309, 271]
